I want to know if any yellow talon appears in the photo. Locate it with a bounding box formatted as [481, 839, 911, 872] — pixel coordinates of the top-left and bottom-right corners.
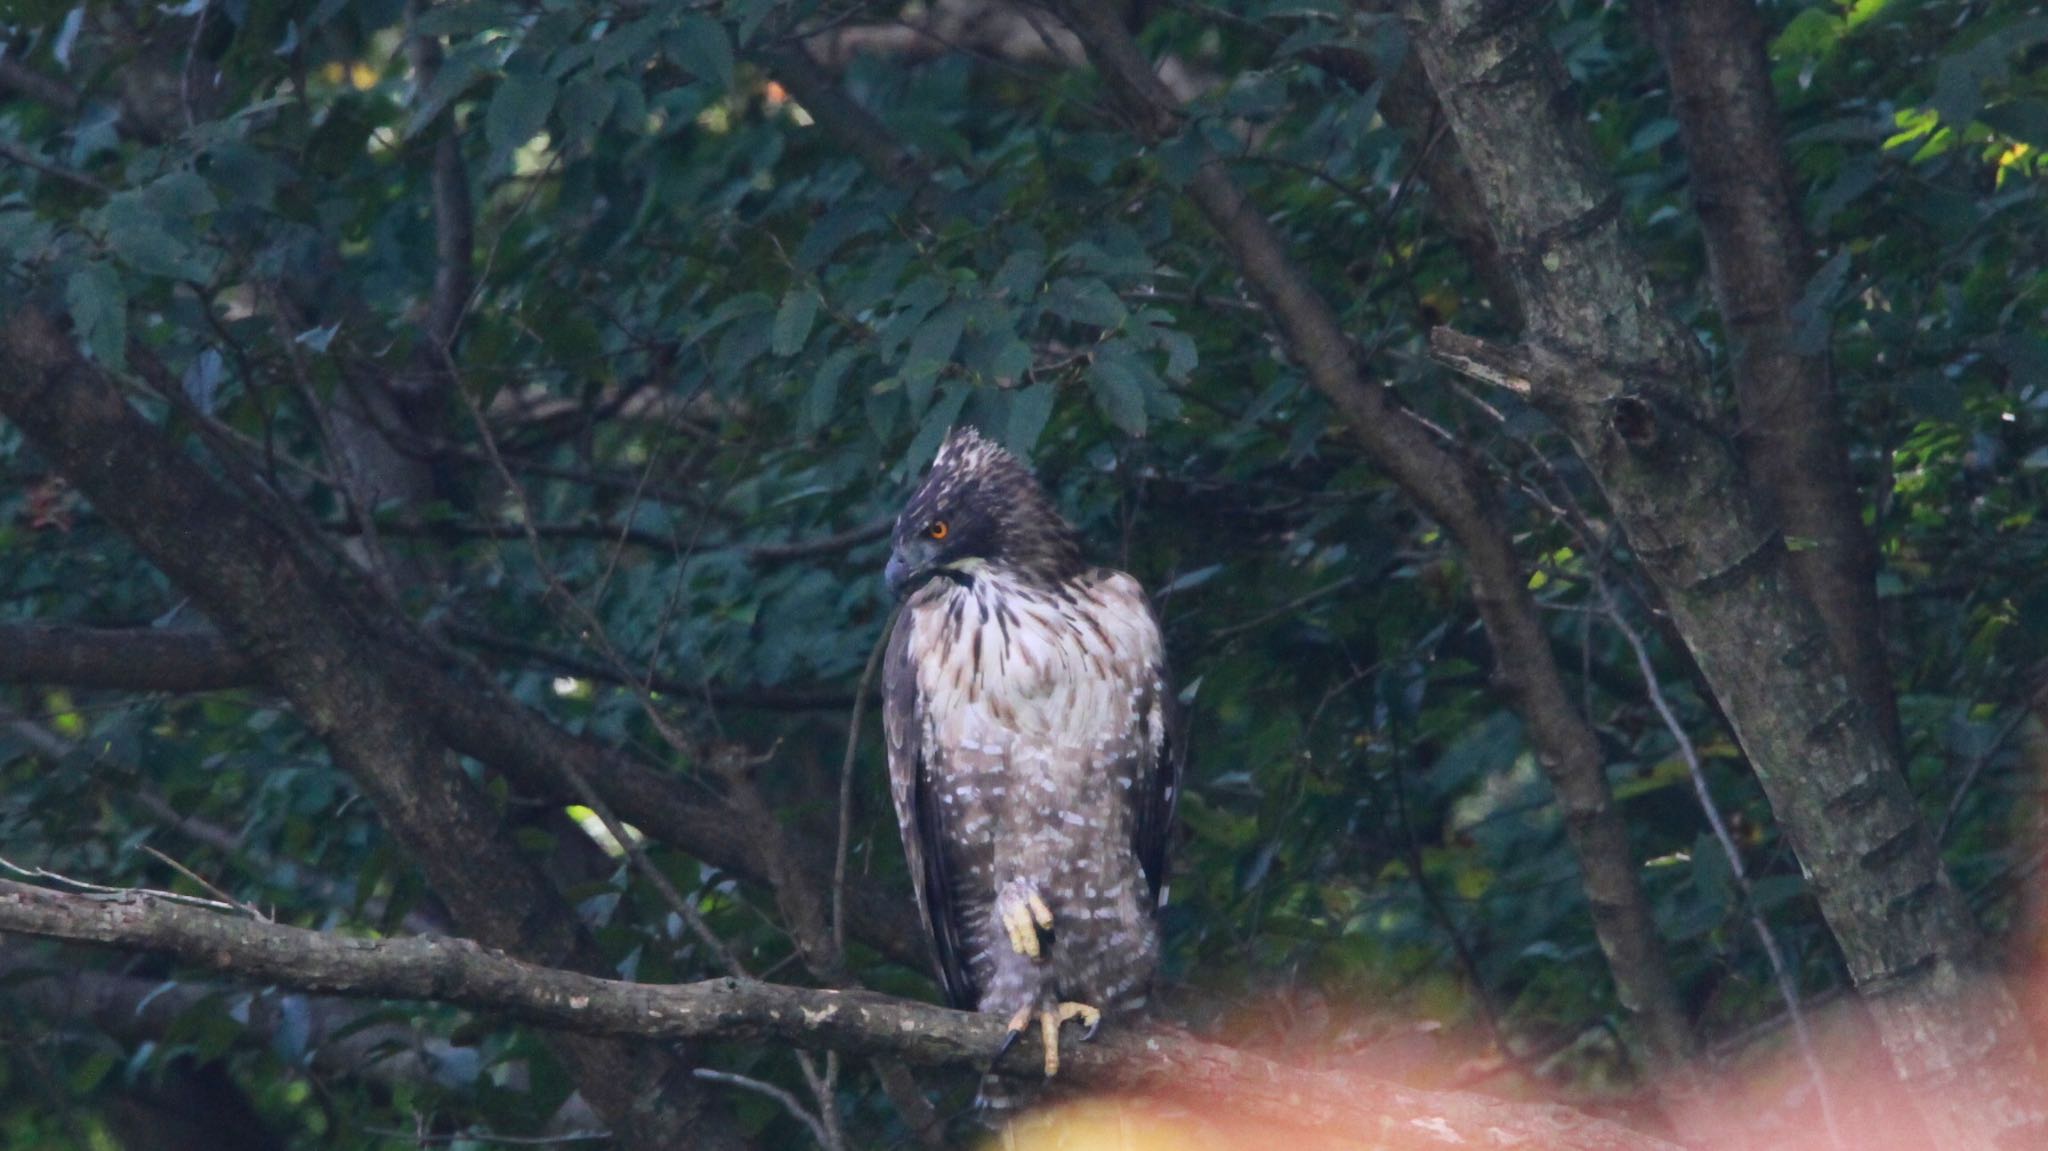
[1001, 901, 1040, 958]
[1027, 891, 1053, 931]
[1040, 1008, 1062, 1077]
[996, 885, 1051, 960]
[1056, 1002, 1100, 1031]
[997, 1001, 1105, 1079]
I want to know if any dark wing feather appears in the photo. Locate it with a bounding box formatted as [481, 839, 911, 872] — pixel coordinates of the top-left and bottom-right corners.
[882, 609, 979, 1009]
[1133, 658, 1185, 908]
[1138, 663, 1187, 905]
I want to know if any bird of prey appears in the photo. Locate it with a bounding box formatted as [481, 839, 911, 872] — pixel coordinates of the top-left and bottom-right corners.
[881, 426, 1182, 1084]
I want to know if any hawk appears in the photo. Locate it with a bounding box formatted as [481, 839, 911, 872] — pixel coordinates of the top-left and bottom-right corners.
[881, 426, 1182, 1083]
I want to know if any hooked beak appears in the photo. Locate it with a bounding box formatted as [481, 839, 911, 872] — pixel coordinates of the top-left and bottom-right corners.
[884, 550, 917, 598]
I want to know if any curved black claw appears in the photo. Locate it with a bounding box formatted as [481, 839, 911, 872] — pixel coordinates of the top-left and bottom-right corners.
[991, 1002, 1034, 1074]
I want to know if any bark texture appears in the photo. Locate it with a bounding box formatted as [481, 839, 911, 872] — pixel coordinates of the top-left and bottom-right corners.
[0, 878, 1687, 1151]
[0, 308, 741, 1151]
[1405, 5, 2048, 1145]
[1046, 0, 1699, 1079]
[1647, 0, 1898, 752]
[0, 624, 251, 692]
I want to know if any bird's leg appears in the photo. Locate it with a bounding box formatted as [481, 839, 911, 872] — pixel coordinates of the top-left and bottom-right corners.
[995, 1001, 1104, 1078]
[993, 879, 1054, 960]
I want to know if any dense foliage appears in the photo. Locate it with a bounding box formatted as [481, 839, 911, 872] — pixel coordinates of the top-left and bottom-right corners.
[1, 0, 2045, 1146]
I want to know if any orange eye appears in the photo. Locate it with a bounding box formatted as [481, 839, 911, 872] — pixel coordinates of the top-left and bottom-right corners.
[927, 520, 949, 540]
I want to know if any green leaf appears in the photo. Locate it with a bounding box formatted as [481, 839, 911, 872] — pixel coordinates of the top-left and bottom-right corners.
[802, 348, 860, 435]
[92, 193, 216, 281]
[65, 261, 126, 371]
[1788, 248, 1850, 355]
[68, 1050, 119, 1093]
[142, 171, 218, 218]
[1770, 9, 1841, 60]
[1980, 99, 2048, 148]
[1044, 277, 1128, 329]
[1088, 344, 1153, 436]
[1159, 329, 1198, 381]
[588, 14, 664, 76]
[903, 302, 968, 383]
[412, 2, 525, 37]
[408, 40, 496, 138]
[556, 77, 619, 147]
[1005, 381, 1056, 456]
[991, 248, 1045, 300]
[1628, 118, 1679, 154]
[772, 289, 820, 357]
[1691, 834, 1733, 918]
[905, 387, 969, 470]
[486, 71, 559, 163]
[665, 17, 734, 92]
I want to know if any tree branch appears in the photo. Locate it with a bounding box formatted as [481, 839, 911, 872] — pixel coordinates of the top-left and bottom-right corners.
[1645, 0, 1897, 754]
[0, 878, 1687, 1151]
[0, 55, 84, 113]
[0, 624, 253, 693]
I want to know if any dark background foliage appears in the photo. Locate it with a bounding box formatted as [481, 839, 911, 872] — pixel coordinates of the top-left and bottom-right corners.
[1, 0, 2044, 1146]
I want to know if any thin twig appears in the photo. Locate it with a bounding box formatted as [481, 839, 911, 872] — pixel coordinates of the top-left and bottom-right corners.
[139, 845, 269, 921]
[0, 140, 110, 193]
[1937, 705, 2033, 844]
[0, 857, 250, 917]
[1599, 580, 1844, 1149]
[1213, 576, 1360, 640]
[692, 1068, 836, 1150]
[180, 0, 211, 129]
[359, 1126, 611, 1145]
[833, 608, 897, 963]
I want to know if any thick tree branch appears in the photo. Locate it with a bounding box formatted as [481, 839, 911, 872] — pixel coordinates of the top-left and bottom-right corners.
[0, 624, 252, 693]
[764, 46, 933, 192]
[1646, 0, 1897, 754]
[317, 513, 889, 564]
[0, 879, 1686, 1151]
[0, 55, 84, 113]
[1045, 0, 1701, 1081]
[1401, 7, 2048, 1142]
[2, 950, 476, 1098]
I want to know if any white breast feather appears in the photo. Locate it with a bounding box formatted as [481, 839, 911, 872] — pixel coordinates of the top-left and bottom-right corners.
[917, 570, 1162, 760]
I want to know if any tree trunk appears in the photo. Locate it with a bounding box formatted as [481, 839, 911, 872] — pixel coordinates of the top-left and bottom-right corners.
[1404, 4, 2048, 1147]
[1646, 0, 1899, 754]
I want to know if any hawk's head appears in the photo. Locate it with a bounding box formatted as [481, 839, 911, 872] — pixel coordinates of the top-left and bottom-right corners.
[885, 427, 1085, 597]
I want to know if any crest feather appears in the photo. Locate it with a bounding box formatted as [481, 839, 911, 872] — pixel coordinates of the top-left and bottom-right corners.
[908, 425, 1084, 585]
